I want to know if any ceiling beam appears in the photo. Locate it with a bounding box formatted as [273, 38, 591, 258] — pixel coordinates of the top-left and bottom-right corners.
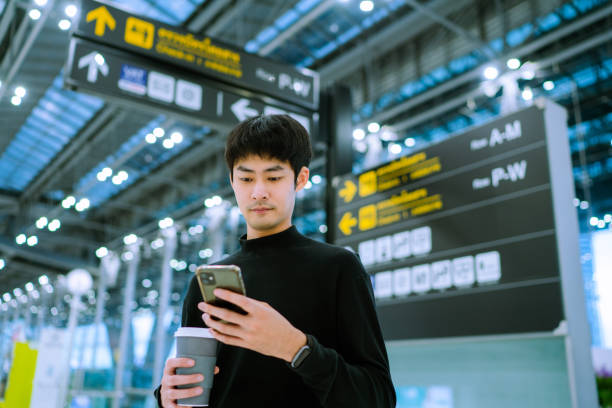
[362, 2, 612, 129]
[258, 0, 336, 56]
[318, 0, 473, 86]
[186, 0, 233, 32]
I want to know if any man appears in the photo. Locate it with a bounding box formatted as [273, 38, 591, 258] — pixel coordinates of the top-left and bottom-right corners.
[155, 114, 396, 407]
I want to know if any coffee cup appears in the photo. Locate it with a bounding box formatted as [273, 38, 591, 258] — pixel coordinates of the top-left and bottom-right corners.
[174, 327, 218, 407]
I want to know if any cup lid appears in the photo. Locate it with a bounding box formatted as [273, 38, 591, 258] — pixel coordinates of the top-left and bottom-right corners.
[175, 327, 215, 338]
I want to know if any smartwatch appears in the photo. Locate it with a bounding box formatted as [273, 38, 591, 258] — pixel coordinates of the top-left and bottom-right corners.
[290, 334, 313, 369]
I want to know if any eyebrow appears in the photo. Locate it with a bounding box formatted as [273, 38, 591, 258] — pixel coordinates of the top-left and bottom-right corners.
[235, 165, 286, 173]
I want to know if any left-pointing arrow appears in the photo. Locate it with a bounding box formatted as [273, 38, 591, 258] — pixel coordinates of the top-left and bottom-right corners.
[78, 52, 109, 83]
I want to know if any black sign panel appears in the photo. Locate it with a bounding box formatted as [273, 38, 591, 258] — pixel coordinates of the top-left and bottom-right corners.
[74, 0, 318, 110]
[334, 106, 566, 339]
[64, 38, 312, 131]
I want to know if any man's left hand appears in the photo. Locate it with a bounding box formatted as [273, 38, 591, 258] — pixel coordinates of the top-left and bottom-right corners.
[198, 289, 307, 363]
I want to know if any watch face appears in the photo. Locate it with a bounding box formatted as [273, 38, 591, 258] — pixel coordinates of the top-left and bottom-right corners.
[292, 345, 311, 368]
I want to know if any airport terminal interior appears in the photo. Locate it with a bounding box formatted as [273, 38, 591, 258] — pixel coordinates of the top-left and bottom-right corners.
[0, 0, 611, 407]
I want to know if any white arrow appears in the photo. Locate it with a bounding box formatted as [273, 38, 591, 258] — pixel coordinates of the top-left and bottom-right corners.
[231, 98, 259, 121]
[78, 51, 109, 83]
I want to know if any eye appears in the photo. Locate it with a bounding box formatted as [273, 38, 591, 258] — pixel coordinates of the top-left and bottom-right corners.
[268, 177, 282, 182]
[239, 177, 252, 182]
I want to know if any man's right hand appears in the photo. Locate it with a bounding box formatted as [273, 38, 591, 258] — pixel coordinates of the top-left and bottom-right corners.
[160, 357, 220, 408]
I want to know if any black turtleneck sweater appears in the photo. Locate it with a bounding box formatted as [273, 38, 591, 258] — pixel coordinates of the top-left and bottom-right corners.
[154, 226, 396, 407]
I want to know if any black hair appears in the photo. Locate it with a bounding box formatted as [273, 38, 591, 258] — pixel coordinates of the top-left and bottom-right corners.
[224, 114, 312, 182]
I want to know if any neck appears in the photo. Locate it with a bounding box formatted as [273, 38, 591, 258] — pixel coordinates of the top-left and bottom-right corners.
[246, 221, 293, 239]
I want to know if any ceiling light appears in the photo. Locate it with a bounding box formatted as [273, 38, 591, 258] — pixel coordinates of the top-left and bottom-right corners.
[212, 195, 222, 206]
[38, 275, 49, 285]
[506, 58, 521, 70]
[13, 288, 23, 297]
[75, 198, 90, 212]
[142, 279, 152, 288]
[2, 293, 10, 302]
[319, 225, 328, 233]
[48, 219, 61, 231]
[590, 217, 599, 226]
[367, 122, 380, 133]
[153, 127, 165, 138]
[16, 234, 27, 245]
[65, 4, 78, 18]
[199, 248, 213, 259]
[96, 171, 107, 182]
[36, 217, 48, 229]
[151, 238, 164, 249]
[62, 195, 76, 208]
[111, 175, 122, 185]
[0, 259, 5, 270]
[543, 81, 555, 91]
[580, 201, 589, 210]
[14, 86, 26, 98]
[25, 282, 34, 292]
[360, 0, 374, 12]
[29, 9, 42, 20]
[158, 217, 173, 229]
[121, 251, 134, 262]
[311, 175, 322, 184]
[95, 246, 108, 258]
[404, 138, 416, 147]
[10, 96, 21, 106]
[170, 132, 183, 144]
[34, 0, 48, 6]
[117, 170, 128, 181]
[58, 19, 71, 30]
[388, 143, 402, 155]
[604, 214, 612, 223]
[598, 220, 606, 229]
[521, 87, 533, 101]
[162, 139, 174, 149]
[27, 236, 38, 246]
[352, 129, 365, 140]
[304, 181, 313, 190]
[145, 133, 156, 143]
[123, 234, 138, 245]
[483, 66, 499, 80]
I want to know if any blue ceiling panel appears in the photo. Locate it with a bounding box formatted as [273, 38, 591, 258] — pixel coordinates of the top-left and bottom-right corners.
[0, 75, 104, 192]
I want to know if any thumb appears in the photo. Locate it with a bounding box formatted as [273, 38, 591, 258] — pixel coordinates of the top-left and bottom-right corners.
[214, 366, 220, 375]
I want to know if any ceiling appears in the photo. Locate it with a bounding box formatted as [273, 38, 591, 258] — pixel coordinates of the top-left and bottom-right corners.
[0, 0, 610, 313]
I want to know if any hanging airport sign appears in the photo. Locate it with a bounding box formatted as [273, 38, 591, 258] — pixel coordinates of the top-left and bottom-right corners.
[73, 0, 319, 110]
[64, 38, 312, 131]
[334, 104, 569, 340]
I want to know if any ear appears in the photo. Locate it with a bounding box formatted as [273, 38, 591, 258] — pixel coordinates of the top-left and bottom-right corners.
[294, 166, 310, 192]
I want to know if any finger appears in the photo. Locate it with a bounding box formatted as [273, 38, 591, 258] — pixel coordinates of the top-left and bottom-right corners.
[164, 358, 194, 374]
[214, 366, 220, 375]
[200, 303, 247, 325]
[167, 373, 204, 387]
[213, 289, 252, 312]
[210, 327, 243, 348]
[203, 313, 244, 338]
[167, 386, 203, 401]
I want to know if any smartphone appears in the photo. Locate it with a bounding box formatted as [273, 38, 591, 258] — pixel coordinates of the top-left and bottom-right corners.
[195, 265, 248, 323]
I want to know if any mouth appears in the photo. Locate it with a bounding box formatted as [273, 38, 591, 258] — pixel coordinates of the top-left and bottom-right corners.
[250, 207, 273, 214]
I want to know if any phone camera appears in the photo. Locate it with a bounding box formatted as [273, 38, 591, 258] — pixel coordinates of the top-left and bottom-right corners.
[203, 272, 216, 284]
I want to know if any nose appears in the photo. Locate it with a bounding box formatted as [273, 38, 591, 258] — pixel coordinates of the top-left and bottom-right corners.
[250, 181, 269, 201]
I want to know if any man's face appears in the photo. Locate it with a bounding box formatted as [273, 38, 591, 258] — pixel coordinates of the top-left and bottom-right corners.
[230, 155, 309, 239]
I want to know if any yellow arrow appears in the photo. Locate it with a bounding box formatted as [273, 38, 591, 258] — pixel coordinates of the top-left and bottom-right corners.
[86, 6, 116, 37]
[339, 212, 357, 236]
[339, 180, 357, 203]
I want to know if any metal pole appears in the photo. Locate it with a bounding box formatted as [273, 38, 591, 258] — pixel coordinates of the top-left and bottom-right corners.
[92, 252, 111, 368]
[113, 243, 141, 408]
[152, 227, 177, 386]
[55, 294, 83, 408]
